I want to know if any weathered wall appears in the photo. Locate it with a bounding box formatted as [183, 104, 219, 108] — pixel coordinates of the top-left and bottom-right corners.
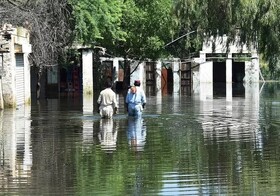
[1, 25, 31, 108]
[82, 50, 93, 95]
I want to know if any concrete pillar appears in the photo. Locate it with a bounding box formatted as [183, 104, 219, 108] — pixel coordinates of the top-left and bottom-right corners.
[200, 82, 213, 101]
[244, 53, 259, 83]
[130, 61, 145, 89]
[173, 59, 180, 94]
[226, 53, 232, 83]
[113, 58, 119, 84]
[199, 52, 212, 83]
[245, 82, 259, 109]
[82, 49, 93, 95]
[198, 51, 214, 101]
[0, 62, 3, 108]
[155, 60, 162, 92]
[226, 83, 232, 102]
[251, 53, 259, 82]
[2, 42, 16, 107]
[226, 53, 232, 102]
[23, 44, 32, 105]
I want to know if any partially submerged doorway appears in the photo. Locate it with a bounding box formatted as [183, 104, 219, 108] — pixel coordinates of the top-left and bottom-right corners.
[232, 61, 245, 97]
[213, 61, 226, 96]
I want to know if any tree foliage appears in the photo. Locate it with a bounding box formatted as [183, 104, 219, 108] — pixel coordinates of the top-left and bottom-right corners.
[0, 0, 75, 98]
[2, 0, 280, 79]
[70, 0, 126, 46]
[0, 0, 74, 67]
[70, 0, 174, 60]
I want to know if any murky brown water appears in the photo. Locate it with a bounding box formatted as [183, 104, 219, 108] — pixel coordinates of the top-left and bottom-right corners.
[0, 82, 280, 195]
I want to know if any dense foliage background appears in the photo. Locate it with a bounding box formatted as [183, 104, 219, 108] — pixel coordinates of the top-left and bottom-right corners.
[1, 0, 280, 79]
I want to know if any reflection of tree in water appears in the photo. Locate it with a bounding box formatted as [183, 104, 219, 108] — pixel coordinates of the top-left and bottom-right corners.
[127, 117, 146, 152]
[98, 119, 118, 152]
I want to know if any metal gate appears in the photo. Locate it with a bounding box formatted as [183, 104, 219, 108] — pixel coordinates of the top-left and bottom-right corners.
[145, 62, 155, 93]
[180, 61, 192, 95]
[16, 53, 25, 106]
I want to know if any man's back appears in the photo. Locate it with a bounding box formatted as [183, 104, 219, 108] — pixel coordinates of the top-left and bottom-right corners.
[98, 88, 118, 108]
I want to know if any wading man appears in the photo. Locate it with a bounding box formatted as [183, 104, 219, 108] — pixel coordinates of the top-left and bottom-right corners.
[97, 81, 118, 119]
[126, 81, 146, 117]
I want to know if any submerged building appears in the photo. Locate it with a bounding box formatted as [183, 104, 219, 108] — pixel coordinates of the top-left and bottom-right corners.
[192, 35, 260, 100]
[0, 24, 32, 108]
[46, 35, 261, 102]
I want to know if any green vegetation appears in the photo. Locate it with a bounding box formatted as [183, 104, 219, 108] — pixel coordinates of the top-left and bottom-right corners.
[1, 0, 280, 79]
[69, 0, 280, 80]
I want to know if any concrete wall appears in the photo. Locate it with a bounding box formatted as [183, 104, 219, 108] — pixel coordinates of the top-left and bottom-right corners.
[172, 59, 180, 94]
[1, 25, 31, 108]
[130, 60, 145, 87]
[2, 42, 16, 107]
[191, 35, 260, 101]
[82, 50, 93, 95]
[199, 35, 260, 84]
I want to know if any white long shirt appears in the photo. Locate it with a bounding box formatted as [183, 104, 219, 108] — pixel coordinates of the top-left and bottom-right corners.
[97, 88, 118, 109]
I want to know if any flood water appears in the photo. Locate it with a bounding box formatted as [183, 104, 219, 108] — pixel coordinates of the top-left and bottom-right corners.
[1, 82, 280, 195]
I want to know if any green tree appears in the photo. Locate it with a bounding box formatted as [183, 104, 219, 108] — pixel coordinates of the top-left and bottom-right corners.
[70, 0, 126, 46]
[70, 0, 174, 87]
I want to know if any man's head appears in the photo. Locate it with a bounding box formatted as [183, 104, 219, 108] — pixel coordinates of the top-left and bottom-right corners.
[134, 80, 141, 86]
[105, 81, 112, 88]
[130, 86, 137, 94]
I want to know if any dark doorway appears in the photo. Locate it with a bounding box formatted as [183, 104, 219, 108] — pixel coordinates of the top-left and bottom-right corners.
[232, 61, 245, 97]
[213, 62, 226, 97]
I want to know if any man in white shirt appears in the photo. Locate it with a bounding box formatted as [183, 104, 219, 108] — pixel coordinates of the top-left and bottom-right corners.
[97, 81, 118, 118]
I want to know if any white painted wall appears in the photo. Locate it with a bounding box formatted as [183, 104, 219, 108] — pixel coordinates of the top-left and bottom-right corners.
[130, 61, 145, 88]
[113, 58, 119, 84]
[82, 50, 93, 95]
[155, 61, 162, 91]
[199, 61, 213, 83]
[226, 54, 232, 83]
[173, 59, 180, 94]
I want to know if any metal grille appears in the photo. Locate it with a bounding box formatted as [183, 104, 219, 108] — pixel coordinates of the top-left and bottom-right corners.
[16, 54, 25, 106]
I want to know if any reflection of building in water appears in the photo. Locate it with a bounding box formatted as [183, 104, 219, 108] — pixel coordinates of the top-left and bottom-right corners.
[127, 117, 146, 151]
[98, 119, 118, 152]
[197, 83, 262, 149]
[0, 107, 32, 184]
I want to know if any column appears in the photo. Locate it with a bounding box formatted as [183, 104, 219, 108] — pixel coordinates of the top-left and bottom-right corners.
[226, 53, 232, 102]
[251, 52, 259, 82]
[82, 49, 93, 115]
[113, 58, 119, 84]
[82, 49, 93, 95]
[226, 53, 232, 83]
[155, 60, 162, 92]
[173, 59, 180, 94]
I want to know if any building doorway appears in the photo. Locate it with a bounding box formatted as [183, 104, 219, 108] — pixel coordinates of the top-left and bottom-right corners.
[213, 61, 226, 96]
[232, 61, 245, 97]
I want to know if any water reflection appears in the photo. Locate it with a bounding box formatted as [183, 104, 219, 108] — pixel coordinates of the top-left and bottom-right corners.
[98, 118, 118, 152]
[197, 82, 261, 144]
[0, 106, 32, 186]
[127, 117, 146, 151]
[1, 83, 280, 195]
